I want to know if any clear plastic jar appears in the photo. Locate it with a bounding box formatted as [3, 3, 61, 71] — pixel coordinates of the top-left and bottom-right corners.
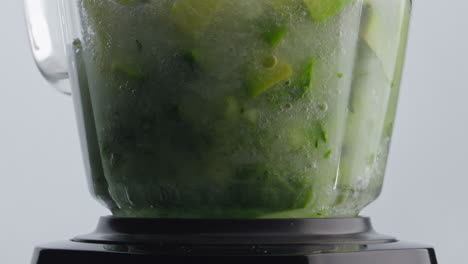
[24, 0, 411, 218]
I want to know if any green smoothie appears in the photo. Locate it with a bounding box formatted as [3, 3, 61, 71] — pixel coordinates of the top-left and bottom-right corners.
[75, 0, 410, 218]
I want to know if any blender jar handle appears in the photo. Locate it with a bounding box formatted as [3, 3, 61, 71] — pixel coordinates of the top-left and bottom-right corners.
[23, 0, 71, 94]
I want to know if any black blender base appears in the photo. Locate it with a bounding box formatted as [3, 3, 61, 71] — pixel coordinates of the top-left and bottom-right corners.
[33, 240, 437, 264]
[32, 217, 438, 264]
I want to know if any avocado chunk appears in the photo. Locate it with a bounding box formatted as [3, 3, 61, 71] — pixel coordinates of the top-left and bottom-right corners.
[303, 0, 355, 22]
[247, 58, 293, 97]
[265, 58, 317, 108]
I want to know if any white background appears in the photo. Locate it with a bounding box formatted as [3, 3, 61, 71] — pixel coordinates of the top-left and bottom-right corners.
[1, 0, 467, 263]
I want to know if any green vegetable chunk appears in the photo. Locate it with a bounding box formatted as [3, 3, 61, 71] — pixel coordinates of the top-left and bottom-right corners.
[319, 122, 328, 143]
[248, 60, 293, 97]
[262, 26, 288, 48]
[303, 0, 355, 22]
[111, 61, 144, 81]
[297, 58, 317, 98]
[171, 0, 224, 38]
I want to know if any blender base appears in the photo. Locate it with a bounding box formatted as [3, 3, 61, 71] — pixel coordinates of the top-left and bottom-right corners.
[32, 217, 437, 264]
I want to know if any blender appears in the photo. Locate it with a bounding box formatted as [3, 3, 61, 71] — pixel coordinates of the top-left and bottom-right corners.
[23, 0, 438, 263]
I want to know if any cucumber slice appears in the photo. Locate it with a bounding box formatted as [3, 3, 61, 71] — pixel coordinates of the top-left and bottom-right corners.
[338, 40, 391, 198]
[360, 0, 410, 78]
[338, 2, 411, 205]
[382, 0, 411, 137]
[303, 0, 356, 22]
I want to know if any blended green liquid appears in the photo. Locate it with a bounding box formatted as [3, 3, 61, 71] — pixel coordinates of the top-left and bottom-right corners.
[74, 0, 410, 218]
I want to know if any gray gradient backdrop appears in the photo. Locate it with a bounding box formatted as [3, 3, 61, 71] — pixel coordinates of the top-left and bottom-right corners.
[1, 1, 467, 263]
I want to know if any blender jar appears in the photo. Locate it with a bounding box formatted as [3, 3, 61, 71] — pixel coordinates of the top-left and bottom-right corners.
[24, 0, 411, 218]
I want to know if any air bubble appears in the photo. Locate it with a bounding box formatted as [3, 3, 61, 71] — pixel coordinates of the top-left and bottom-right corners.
[262, 55, 278, 68]
[318, 102, 328, 112]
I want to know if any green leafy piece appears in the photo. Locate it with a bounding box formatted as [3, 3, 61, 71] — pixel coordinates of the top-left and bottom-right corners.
[262, 25, 288, 48]
[324, 149, 333, 159]
[296, 58, 317, 98]
[247, 61, 293, 97]
[302, 0, 355, 22]
[171, 0, 224, 38]
[319, 122, 328, 143]
[113, 0, 148, 6]
[111, 61, 144, 81]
